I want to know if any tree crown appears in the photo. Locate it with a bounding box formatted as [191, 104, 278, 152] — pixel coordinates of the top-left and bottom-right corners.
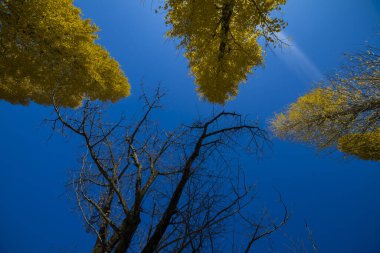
[0, 0, 130, 107]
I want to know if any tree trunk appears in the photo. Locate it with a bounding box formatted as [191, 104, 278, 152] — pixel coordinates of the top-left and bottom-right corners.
[112, 214, 141, 253]
[141, 169, 190, 253]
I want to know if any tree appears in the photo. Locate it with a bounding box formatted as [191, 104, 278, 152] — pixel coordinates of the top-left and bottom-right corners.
[271, 48, 380, 161]
[163, 0, 287, 104]
[0, 0, 130, 107]
[51, 88, 288, 253]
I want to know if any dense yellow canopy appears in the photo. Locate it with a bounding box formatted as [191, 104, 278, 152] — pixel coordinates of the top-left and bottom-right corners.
[165, 0, 287, 104]
[0, 0, 130, 107]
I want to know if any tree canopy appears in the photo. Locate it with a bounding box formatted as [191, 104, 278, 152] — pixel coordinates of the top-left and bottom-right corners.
[272, 48, 380, 161]
[52, 90, 288, 253]
[0, 0, 130, 107]
[164, 0, 287, 104]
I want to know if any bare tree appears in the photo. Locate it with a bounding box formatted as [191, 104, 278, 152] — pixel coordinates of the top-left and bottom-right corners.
[50, 88, 288, 253]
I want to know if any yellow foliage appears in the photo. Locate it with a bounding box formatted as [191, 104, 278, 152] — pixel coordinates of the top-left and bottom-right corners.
[165, 0, 287, 104]
[0, 0, 130, 107]
[338, 129, 380, 161]
[272, 49, 380, 161]
[272, 88, 350, 147]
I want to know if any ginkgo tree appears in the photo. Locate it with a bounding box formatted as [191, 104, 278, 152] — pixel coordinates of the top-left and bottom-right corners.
[272, 48, 380, 161]
[0, 0, 130, 107]
[163, 0, 287, 104]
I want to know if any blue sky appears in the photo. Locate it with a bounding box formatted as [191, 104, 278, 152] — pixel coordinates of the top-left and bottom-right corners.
[0, 0, 380, 252]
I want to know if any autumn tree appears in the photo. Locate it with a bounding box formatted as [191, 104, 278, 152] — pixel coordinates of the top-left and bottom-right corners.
[162, 0, 287, 104]
[272, 48, 380, 161]
[0, 0, 130, 107]
[51, 88, 288, 253]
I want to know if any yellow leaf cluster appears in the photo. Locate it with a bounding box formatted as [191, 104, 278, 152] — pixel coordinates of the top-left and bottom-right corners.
[338, 129, 380, 161]
[0, 0, 130, 107]
[272, 88, 349, 147]
[272, 49, 380, 161]
[165, 0, 286, 104]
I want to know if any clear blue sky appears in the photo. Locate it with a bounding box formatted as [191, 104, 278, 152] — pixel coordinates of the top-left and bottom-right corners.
[0, 0, 380, 252]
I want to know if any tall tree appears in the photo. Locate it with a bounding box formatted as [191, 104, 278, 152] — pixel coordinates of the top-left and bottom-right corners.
[0, 0, 130, 107]
[164, 0, 287, 104]
[51, 88, 288, 253]
[272, 48, 380, 161]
